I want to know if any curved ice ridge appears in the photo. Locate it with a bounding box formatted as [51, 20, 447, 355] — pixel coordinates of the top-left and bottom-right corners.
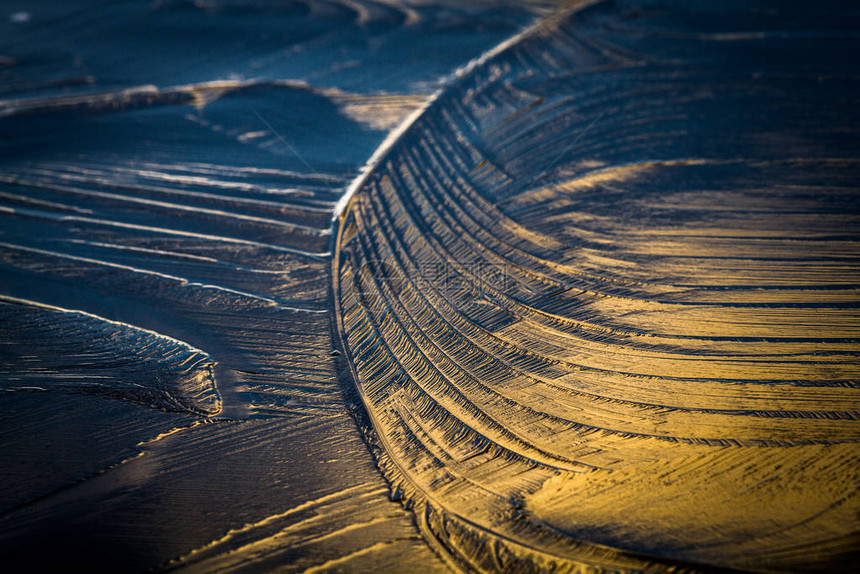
[0, 296, 220, 415]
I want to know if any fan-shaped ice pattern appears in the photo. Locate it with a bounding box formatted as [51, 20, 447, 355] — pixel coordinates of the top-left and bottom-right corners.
[333, 1, 860, 571]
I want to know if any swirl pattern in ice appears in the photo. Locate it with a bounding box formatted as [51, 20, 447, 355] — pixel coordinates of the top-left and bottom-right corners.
[0, 1, 542, 570]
